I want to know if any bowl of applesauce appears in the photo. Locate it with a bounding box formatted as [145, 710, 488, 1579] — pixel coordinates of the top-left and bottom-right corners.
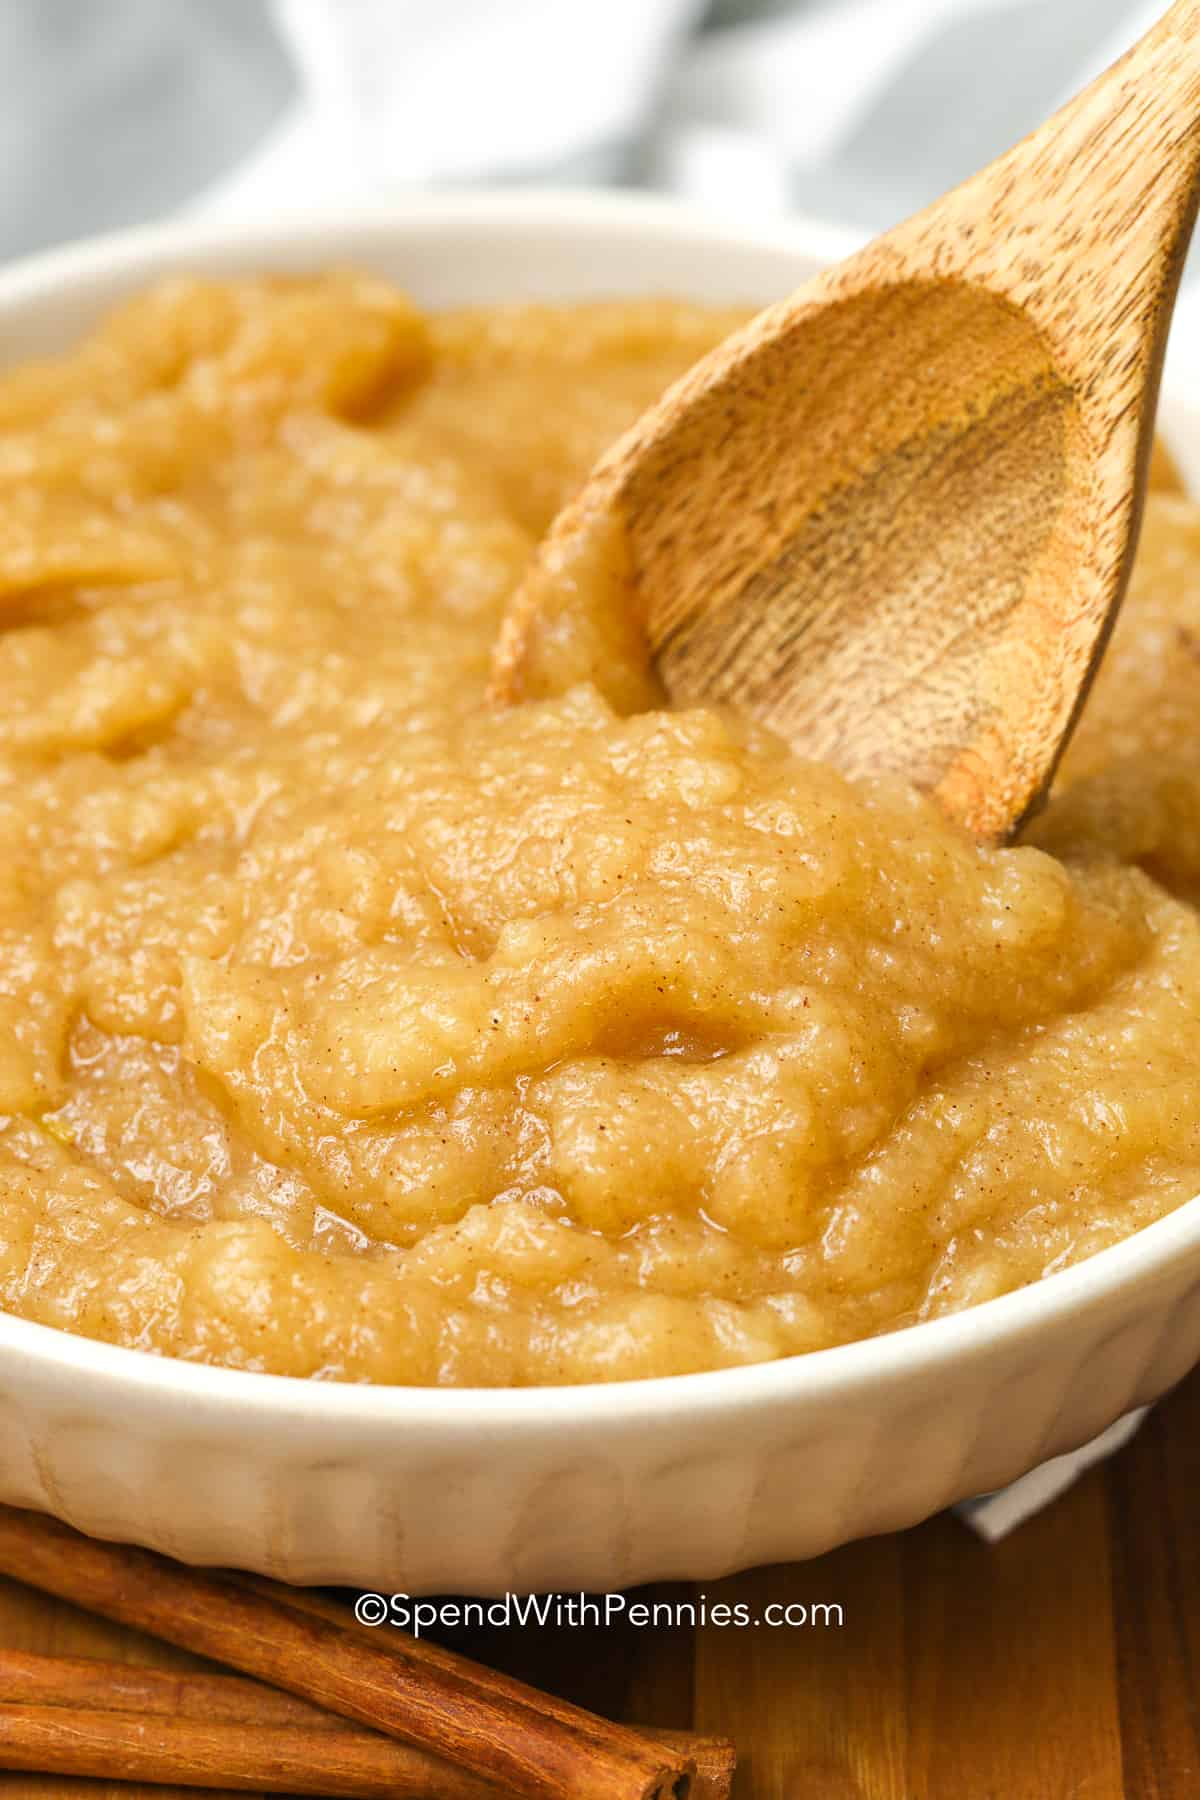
[4, 191, 1200, 1592]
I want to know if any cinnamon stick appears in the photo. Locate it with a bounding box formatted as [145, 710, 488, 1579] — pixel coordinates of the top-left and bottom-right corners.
[0, 1649, 340, 1730]
[0, 1703, 482, 1798]
[647, 1731, 736, 1800]
[0, 1650, 736, 1800]
[232, 1577, 736, 1797]
[0, 1506, 692, 1800]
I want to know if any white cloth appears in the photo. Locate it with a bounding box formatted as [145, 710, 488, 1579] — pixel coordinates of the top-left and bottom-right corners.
[956, 1410, 1149, 1543]
[198, 0, 1166, 232]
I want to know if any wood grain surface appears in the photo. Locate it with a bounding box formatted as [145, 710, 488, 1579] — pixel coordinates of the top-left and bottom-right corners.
[0, 1362, 1195, 1798]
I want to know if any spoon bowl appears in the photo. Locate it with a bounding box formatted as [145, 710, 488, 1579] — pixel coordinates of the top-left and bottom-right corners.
[588, 278, 1084, 819]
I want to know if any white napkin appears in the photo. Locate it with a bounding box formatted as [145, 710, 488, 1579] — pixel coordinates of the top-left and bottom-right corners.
[195, 0, 1164, 230]
[196, 0, 704, 216]
[956, 1409, 1149, 1542]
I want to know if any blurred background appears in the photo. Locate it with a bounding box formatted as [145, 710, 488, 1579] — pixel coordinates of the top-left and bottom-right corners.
[0, 0, 1171, 265]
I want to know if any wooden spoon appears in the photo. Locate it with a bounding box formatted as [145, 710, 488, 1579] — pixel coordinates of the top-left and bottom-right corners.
[492, 0, 1200, 842]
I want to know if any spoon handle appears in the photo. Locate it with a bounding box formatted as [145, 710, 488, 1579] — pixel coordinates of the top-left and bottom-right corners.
[908, 0, 1200, 387]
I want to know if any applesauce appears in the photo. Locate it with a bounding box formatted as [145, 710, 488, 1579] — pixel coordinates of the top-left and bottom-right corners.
[2, 271, 1200, 1385]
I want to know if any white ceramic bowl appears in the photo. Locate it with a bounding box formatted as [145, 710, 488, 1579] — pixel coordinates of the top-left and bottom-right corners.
[5, 190, 1200, 1595]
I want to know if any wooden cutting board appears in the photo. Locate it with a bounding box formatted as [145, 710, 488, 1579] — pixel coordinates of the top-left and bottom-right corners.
[0, 1361, 1195, 1798]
